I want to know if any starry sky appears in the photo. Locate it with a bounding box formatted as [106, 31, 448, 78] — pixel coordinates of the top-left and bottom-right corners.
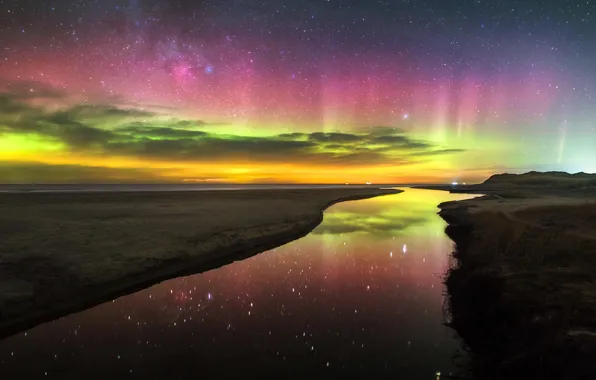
[0, 0, 595, 183]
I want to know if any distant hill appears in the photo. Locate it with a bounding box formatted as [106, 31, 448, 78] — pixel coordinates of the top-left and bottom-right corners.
[483, 171, 596, 188]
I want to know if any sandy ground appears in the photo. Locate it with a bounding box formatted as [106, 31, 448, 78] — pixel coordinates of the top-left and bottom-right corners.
[0, 187, 400, 338]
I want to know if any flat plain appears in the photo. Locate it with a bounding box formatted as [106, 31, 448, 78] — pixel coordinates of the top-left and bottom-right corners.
[0, 187, 400, 338]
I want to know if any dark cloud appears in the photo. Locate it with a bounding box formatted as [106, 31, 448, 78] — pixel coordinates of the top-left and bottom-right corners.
[278, 132, 308, 140]
[117, 123, 208, 139]
[5, 109, 116, 149]
[371, 136, 432, 150]
[280, 129, 433, 151]
[103, 136, 317, 162]
[308, 132, 362, 143]
[48, 121, 115, 148]
[65, 104, 154, 119]
[0, 79, 67, 100]
[0, 94, 35, 114]
[0, 94, 466, 165]
[371, 135, 411, 144]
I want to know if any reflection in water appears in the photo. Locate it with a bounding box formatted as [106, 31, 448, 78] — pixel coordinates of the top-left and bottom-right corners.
[0, 189, 477, 378]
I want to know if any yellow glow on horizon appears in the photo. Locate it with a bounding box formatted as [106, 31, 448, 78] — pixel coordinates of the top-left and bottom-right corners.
[0, 148, 495, 183]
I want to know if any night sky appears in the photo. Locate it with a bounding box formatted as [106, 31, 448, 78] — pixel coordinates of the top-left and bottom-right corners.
[0, 0, 595, 183]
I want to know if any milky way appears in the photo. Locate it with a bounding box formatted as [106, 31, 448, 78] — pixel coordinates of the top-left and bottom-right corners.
[0, 0, 595, 183]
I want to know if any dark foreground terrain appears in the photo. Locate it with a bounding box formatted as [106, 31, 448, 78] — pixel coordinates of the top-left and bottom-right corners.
[435, 172, 596, 379]
[0, 187, 399, 338]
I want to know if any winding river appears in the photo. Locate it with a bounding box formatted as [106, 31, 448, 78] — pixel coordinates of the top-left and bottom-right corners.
[0, 189, 477, 378]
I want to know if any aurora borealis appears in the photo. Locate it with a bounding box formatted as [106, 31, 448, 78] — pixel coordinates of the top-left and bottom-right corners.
[1, 0, 595, 183]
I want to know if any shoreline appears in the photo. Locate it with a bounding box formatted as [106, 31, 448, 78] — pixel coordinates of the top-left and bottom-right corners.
[436, 189, 596, 378]
[0, 188, 401, 339]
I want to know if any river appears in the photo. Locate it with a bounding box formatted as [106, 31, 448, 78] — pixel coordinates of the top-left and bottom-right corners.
[0, 189, 477, 378]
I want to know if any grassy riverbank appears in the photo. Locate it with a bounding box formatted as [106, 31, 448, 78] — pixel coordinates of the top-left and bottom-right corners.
[0, 187, 400, 338]
[437, 172, 596, 379]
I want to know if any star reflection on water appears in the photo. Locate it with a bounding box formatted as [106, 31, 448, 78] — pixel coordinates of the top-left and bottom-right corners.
[0, 189, 478, 378]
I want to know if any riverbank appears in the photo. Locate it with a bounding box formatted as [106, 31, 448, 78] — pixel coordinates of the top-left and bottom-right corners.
[435, 174, 596, 379]
[0, 187, 400, 338]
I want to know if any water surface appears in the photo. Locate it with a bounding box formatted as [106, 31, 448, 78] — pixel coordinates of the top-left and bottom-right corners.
[0, 189, 476, 378]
